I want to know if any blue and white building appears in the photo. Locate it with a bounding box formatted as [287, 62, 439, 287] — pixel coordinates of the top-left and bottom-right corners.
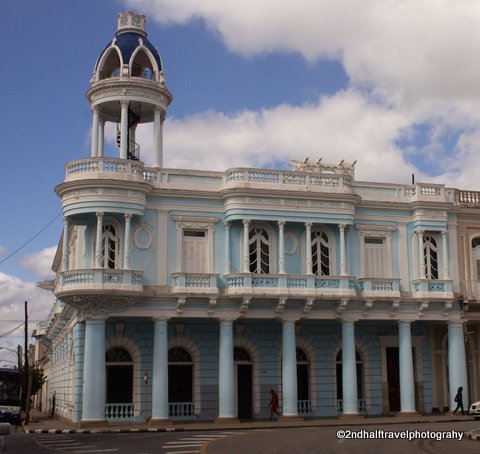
[36, 11, 480, 426]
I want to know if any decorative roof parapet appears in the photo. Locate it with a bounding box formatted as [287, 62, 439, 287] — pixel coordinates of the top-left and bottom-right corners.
[116, 11, 147, 37]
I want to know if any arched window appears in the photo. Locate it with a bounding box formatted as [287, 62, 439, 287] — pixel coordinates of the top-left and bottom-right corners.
[98, 48, 121, 80]
[102, 224, 119, 269]
[424, 235, 439, 279]
[311, 229, 330, 275]
[249, 227, 270, 274]
[471, 237, 480, 284]
[335, 350, 363, 402]
[131, 49, 155, 79]
[297, 348, 310, 413]
[106, 347, 133, 404]
[168, 348, 193, 413]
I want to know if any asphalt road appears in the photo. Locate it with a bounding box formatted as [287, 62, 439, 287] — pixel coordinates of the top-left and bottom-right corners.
[5, 421, 480, 454]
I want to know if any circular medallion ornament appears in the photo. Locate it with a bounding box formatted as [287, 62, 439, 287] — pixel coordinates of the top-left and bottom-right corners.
[133, 223, 154, 250]
[284, 230, 298, 255]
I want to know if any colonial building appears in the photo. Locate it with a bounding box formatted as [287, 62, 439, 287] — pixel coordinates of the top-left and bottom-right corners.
[36, 11, 480, 425]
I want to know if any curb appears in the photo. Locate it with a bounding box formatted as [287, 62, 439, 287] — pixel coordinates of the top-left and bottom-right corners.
[465, 431, 480, 441]
[24, 427, 184, 434]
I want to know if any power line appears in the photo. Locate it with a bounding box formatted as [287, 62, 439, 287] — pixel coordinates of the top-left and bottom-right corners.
[0, 212, 62, 264]
[0, 323, 24, 338]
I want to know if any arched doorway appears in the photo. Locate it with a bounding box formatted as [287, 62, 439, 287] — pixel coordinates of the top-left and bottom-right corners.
[168, 347, 194, 418]
[234, 347, 253, 419]
[105, 347, 133, 418]
[297, 348, 310, 414]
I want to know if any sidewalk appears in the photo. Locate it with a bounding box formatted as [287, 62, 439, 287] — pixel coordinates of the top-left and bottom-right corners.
[22, 410, 480, 441]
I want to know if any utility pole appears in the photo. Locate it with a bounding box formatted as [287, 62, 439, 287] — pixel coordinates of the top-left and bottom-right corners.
[24, 301, 30, 423]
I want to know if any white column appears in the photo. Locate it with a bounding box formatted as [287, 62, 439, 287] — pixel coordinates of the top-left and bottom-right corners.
[152, 318, 169, 421]
[448, 322, 468, 409]
[441, 231, 450, 279]
[91, 107, 100, 158]
[282, 320, 299, 417]
[124, 214, 132, 270]
[61, 217, 70, 272]
[153, 107, 163, 168]
[417, 230, 425, 279]
[339, 224, 347, 276]
[82, 318, 106, 422]
[98, 119, 105, 157]
[305, 223, 313, 275]
[342, 320, 358, 414]
[243, 219, 250, 273]
[218, 320, 235, 419]
[398, 321, 416, 413]
[120, 100, 129, 159]
[225, 222, 231, 274]
[95, 212, 104, 268]
[278, 221, 286, 274]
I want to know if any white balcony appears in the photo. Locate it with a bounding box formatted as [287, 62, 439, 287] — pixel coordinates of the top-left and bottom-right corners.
[411, 279, 454, 299]
[172, 273, 220, 296]
[357, 278, 401, 299]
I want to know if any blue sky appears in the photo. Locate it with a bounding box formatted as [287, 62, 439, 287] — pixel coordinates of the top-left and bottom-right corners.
[2, 0, 480, 363]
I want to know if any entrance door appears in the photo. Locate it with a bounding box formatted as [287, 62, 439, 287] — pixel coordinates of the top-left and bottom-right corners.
[237, 364, 252, 419]
[386, 347, 400, 412]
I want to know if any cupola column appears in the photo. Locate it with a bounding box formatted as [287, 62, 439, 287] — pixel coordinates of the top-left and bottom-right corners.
[90, 106, 100, 158]
[98, 118, 105, 158]
[153, 107, 163, 168]
[120, 100, 129, 159]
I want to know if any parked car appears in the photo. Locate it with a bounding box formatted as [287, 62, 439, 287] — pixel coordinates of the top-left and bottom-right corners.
[470, 401, 480, 420]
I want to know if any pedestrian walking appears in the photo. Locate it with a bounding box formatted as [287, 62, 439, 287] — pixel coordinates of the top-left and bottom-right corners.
[452, 386, 465, 415]
[268, 389, 281, 420]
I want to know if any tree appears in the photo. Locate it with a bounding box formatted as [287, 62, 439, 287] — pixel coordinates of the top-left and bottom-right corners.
[17, 362, 46, 410]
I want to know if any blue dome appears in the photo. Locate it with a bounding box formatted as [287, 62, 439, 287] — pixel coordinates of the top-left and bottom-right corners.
[96, 32, 162, 72]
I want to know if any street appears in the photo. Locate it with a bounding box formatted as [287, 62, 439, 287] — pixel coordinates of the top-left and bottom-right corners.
[5, 421, 480, 454]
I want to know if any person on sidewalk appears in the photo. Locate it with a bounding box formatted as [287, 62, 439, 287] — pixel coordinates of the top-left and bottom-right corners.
[452, 386, 465, 415]
[268, 389, 281, 420]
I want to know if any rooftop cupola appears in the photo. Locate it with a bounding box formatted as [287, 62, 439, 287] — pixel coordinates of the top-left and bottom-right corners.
[86, 11, 172, 166]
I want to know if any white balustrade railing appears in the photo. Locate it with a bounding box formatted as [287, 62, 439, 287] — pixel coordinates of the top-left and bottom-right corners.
[169, 402, 195, 419]
[336, 399, 366, 414]
[58, 269, 143, 289]
[298, 400, 312, 415]
[105, 402, 135, 420]
[457, 190, 480, 205]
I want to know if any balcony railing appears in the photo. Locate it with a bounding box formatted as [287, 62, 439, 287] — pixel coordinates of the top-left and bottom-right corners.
[357, 278, 401, 299]
[225, 273, 356, 298]
[336, 399, 366, 415]
[298, 400, 313, 415]
[105, 402, 135, 421]
[56, 269, 143, 296]
[172, 273, 219, 295]
[411, 279, 453, 298]
[169, 402, 195, 419]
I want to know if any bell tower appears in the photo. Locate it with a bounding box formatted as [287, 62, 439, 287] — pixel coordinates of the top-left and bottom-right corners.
[87, 11, 172, 167]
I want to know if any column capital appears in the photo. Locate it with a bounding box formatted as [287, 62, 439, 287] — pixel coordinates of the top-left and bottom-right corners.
[218, 317, 236, 325]
[398, 320, 412, 327]
[152, 316, 170, 323]
[63, 216, 70, 225]
[120, 99, 130, 108]
[91, 105, 99, 113]
[338, 224, 347, 232]
[124, 213, 133, 221]
[224, 221, 231, 229]
[96, 211, 104, 220]
[242, 219, 251, 226]
[278, 220, 286, 228]
[416, 229, 425, 236]
[441, 230, 448, 237]
[304, 222, 312, 229]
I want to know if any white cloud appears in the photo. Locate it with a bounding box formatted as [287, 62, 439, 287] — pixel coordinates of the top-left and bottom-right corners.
[0, 272, 54, 362]
[19, 246, 56, 278]
[120, 1, 480, 189]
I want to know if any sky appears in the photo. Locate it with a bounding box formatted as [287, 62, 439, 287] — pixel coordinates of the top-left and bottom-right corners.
[2, 0, 480, 364]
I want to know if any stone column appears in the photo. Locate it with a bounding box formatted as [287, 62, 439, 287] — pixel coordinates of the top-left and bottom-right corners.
[81, 318, 106, 424]
[448, 322, 468, 409]
[151, 318, 170, 421]
[98, 119, 105, 157]
[94, 212, 104, 268]
[282, 320, 299, 417]
[305, 223, 313, 275]
[278, 221, 286, 274]
[339, 224, 347, 276]
[124, 214, 132, 270]
[417, 230, 425, 279]
[91, 106, 99, 158]
[441, 231, 450, 279]
[398, 321, 416, 413]
[342, 320, 358, 415]
[72, 321, 85, 423]
[225, 222, 231, 274]
[61, 217, 70, 272]
[153, 107, 163, 168]
[218, 320, 235, 419]
[243, 219, 250, 273]
[120, 100, 129, 159]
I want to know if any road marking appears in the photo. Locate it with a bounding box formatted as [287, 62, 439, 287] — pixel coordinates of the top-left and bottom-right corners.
[165, 451, 200, 454]
[71, 450, 119, 453]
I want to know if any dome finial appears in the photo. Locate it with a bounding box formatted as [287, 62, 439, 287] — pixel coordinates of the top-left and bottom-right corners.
[117, 11, 147, 37]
